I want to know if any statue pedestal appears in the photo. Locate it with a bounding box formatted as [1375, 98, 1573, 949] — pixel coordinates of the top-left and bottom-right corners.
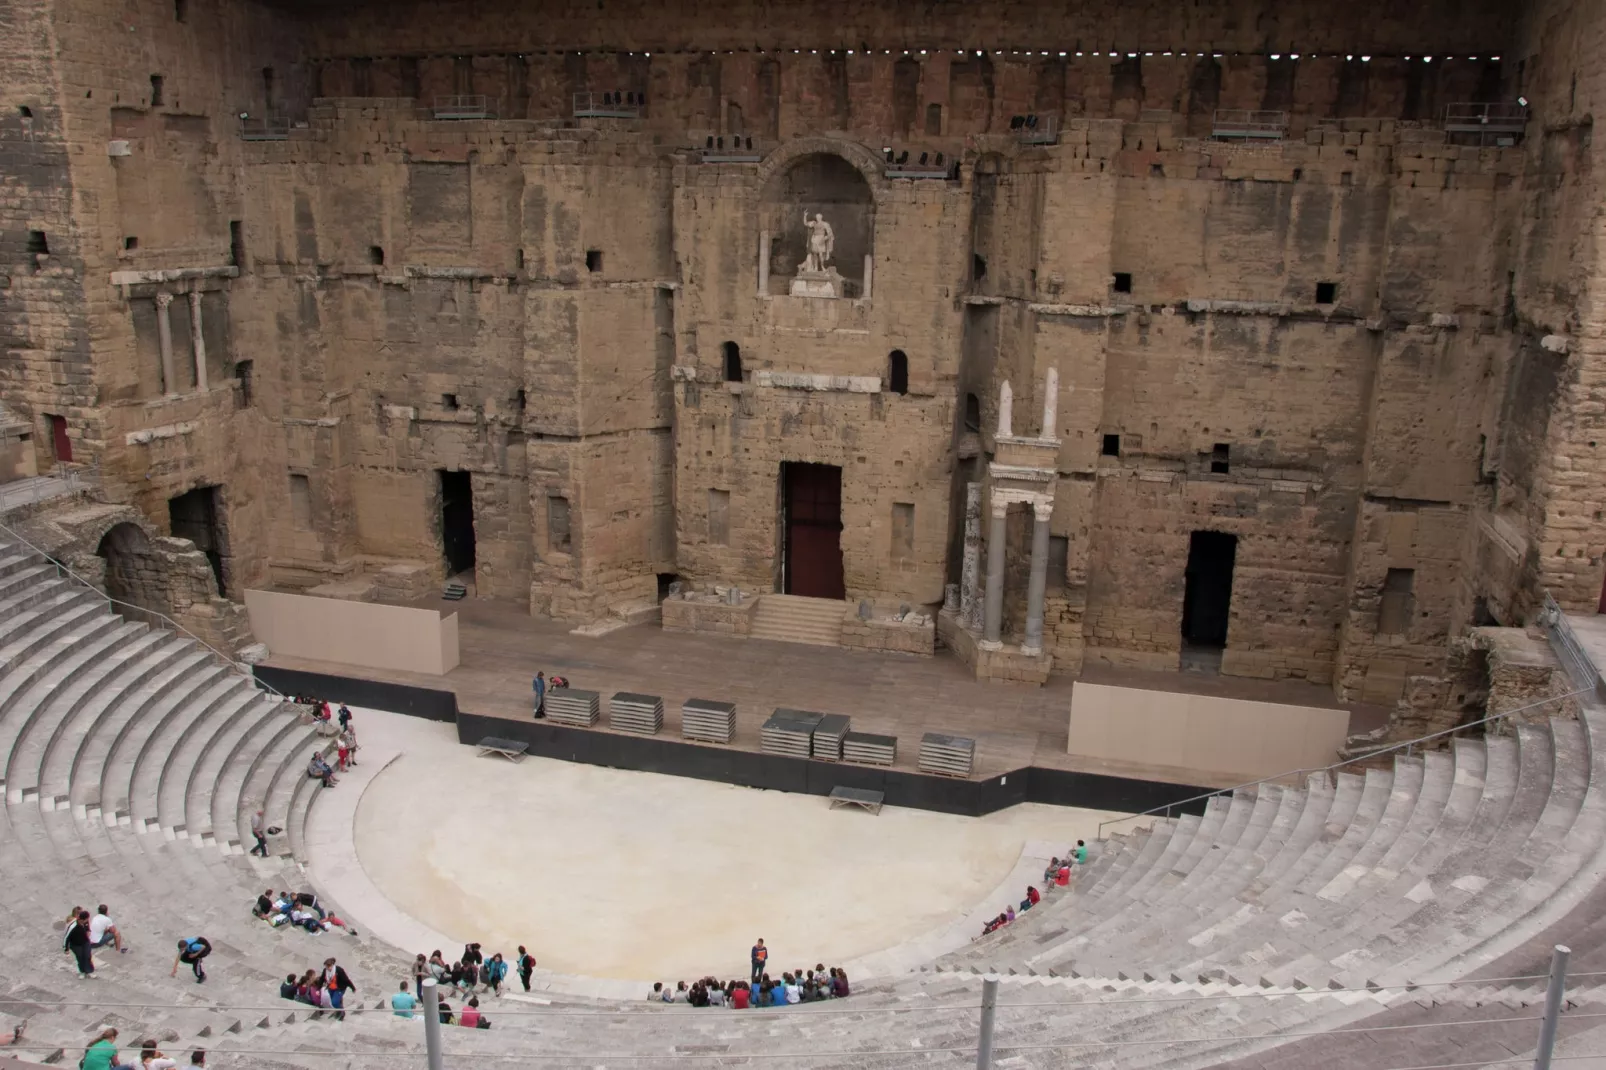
[789, 270, 842, 299]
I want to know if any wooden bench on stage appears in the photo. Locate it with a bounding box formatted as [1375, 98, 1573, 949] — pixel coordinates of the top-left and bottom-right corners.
[828, 786, 885, 815]
[476, 737, 530, 762]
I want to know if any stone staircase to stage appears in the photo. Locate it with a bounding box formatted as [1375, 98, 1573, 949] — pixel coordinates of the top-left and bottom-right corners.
[748, 593, 846, 647]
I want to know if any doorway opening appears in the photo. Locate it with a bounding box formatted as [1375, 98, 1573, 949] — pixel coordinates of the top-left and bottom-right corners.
[781, 462, 845, 599]
[439, 470, 477, 577]
[1181, 531, 1237, 664]
[168, 485, 227, 597]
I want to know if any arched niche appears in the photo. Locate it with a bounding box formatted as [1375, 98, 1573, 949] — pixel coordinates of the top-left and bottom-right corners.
[760, 151, 874, 297]
[97, 521, 169, 624]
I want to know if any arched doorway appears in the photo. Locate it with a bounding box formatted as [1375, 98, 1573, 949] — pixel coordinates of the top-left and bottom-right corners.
[97, 522, 169, 625]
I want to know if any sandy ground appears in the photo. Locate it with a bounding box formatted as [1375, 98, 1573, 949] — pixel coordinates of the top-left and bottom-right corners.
[354, 710, 1130, 982]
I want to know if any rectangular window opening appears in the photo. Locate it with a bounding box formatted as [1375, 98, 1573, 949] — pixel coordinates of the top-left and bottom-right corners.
[891, 502, 915, 563]
[369, 245, 385, 266]
[150, 75, 164, 107]
[1113, 272, 1132, 293]
[515, 388, 526, 413]
[442, 393, 459, 410]
[585, 249, 603, 273]
[1378, 567, 1416, 635]
[1047, 535, 1069, 591]
[235, 360, 254, 408]
[174, 0, 187, 21]
[123, 236, 138, 251]
[547, 495, 572, 553]
[289, 473, 312, 530]
[972, 254, 987, 281]
[26, 230, 48, 255]
[229, 221, 244, 268]
[1210, 443, 1230, 474]
[1101, 433, 1121, 457]
[924, 102, 943, 136]
[1315, 281, 1338, 304]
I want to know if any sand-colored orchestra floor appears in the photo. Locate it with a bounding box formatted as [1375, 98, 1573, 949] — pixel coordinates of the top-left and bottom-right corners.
[350, 710, 1132, 984]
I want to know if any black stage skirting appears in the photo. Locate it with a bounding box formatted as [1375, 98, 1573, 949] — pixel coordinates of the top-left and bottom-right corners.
[254, 665, 1213, 819]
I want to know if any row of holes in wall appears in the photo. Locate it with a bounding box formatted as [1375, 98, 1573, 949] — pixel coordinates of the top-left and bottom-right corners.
[975, 259, 1344, 305]
[720, 343, 909, 395]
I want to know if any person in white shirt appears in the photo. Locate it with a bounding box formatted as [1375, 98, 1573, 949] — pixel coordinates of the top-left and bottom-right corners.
[139, 1042, 178, 1070]
[89, 906, 126, 953]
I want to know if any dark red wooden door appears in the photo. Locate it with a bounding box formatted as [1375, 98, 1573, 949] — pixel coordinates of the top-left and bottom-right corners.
[784, 463, 845, 599]
[48, 414, 71, 463]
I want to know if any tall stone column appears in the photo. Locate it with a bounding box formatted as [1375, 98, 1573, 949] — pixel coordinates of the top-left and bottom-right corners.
[758, 231, 771, 296]
[1022, 498, 1053, 655]
[862, 254, 873, 300]
[154, 292, 177, 396]
[982, 497, 1008, 647]
[959, 482, 982, 629]
[188, 290, 209, 392]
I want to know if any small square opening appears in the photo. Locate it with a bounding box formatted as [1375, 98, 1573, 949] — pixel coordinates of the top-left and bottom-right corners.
[1315, 281, 1338, 304]
[123, 236, 138, 251]
[26, 230, 48, 255]
[585, 249, 603, 273]
[1101, 433, 1121, 457]
[18, 105, 32, 118]
[442, 393, 459, 410]
[972, 254, 987, 281]
[1210, 443, 1230, 474]
[369, 245, 385, 266]
[515, 388, 527, 413]
[174, 0, 187, 21]
[1113, 272, 1132, 293]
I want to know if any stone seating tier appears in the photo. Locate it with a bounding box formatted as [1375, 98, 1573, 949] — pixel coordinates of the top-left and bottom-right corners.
[0, 529, 1602, 1070]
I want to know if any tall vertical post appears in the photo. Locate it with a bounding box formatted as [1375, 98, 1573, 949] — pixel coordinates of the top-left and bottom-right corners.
[154, 292, 178, 396]
[1534, 944, 1571, 1070]
[982, 499, 1007, 646]
[1022, 499, 1052, 655]
[975, 975, 999, 1070]
[422, 977, 445, 1070]
[757, 231, 771, 296]
[862, 253, 873, 300]
[188, 290, 209, 392]
[959, 482, 982, 630]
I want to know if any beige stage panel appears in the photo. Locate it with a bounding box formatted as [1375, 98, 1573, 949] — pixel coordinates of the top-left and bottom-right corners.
[1068, 682, 1349, 784]
[245, 589, 460, 676]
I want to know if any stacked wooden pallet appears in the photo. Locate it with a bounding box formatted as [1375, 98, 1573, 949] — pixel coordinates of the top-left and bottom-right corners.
[609, 692, 664, 735]
[761, 709, 821, 757]
[843, 731, 897, 766]
[812, 714, 851, 760]
[918, 731, 975, 777]
[682, 698, 736, 744]
[545, 688, 601, 727]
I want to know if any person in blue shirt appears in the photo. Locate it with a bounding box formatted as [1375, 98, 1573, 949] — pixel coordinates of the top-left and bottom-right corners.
[391, 981, 419, 1018]
[532, 672, 546, 719]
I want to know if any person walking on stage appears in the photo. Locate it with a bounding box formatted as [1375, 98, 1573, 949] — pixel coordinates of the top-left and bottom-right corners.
[532, 672, 547, 719]
[517, 946, 537, 991]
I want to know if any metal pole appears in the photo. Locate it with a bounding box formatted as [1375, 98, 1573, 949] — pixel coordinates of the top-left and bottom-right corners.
[422, 977, 445, 1070]
[976, 975, 999, 1070]
[1534, 944, 1571, 1070]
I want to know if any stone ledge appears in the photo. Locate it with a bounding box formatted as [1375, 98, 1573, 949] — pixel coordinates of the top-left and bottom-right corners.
[661, 589, 758, 637]
[841, 609, 935, 657]
[752, 370, 882, 393]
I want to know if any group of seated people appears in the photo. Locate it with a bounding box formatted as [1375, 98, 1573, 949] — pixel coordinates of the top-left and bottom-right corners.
[277, 956, 358, 1017]
[414, 946, 511, 998]
[253, 889, 355, 936]
[977, 840, 1091, 939]
[650, 967, 849, 1007]
[390, 982, 492, 1029]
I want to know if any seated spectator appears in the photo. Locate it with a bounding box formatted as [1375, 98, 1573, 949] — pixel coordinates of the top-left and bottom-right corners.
[279, 974, 298, 1000]
[832, 969, 850, 998]
[254, 890, 275, 919]
[1072, 839, 1088, 864]
[307, 754, 336, 787]
[140, 1042, 178, 1070]
[295, 970, 322, 1006]
[1027, 885, 1041, 907]
[784, 974, 801, 1004]
[674, 980, 688, 1002]
[90, 906, 127, 953]
[391, 982, 418, 1019]
[428, 950, 449, 982]
[707, 981, 726, 1007]
[648, 981, 666, 1001]
[1055, 863, 1071, 887]
[731, 981, 750, 1009]
[437, 1000, 454, 1026]
[1005, 906, 1016, 924]
[1042, 858, 1061, 886]
[460, 997, 487, 1029]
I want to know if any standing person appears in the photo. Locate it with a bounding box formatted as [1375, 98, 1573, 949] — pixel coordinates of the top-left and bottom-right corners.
[532, 672, 547, 718]
[516, 946, 536, 991]
[337, 704, 352, 732]
[65, 910, 95, 978]
[412, 954, 430, 994]
[335, 733, 350, 773]
[483, 953, 507, 995]
[250, 810, 269, 857]
[171, 937, 211, 983]
[749, 938, 767, 985]
[322, 957, 356, 1019]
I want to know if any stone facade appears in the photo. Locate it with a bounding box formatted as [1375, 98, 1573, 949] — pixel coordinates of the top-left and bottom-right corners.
[3, 0, 1604, 707]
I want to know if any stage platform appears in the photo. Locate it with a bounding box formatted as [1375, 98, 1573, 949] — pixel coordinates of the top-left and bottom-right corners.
[257, 597, 1387, 815]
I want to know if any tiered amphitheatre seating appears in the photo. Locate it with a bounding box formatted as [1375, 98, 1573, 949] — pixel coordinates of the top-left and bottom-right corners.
[0, 523, 1602, 1069]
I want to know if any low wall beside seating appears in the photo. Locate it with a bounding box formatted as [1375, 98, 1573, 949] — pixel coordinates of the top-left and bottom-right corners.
[245, 589, 460, 676]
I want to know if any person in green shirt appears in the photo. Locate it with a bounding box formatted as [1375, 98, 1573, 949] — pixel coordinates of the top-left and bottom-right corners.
[1072, 840, 1088, 864]
[82, 1027, 135, 1070]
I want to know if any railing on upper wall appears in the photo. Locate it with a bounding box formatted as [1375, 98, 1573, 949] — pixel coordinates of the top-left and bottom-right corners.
[1443, 101, 1527, 146]
[431, 95, 495, 120]
[1011, 113, 1059, 145]
[0, 465, 99, 513]
[1211, 109, 1288, 141]
[238, 115, 290, 141]
[1540, 590, 1606, 701]
[573, 91, 642, 119]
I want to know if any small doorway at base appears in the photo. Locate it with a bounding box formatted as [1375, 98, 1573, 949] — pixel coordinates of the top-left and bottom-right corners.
[439, 470, 477, 577]
[1181, 531, 1237, 666]
[168, 485, 227, 597]
[781, 462, 845, 600]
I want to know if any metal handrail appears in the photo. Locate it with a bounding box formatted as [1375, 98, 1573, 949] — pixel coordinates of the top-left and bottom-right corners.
[1096, 686, 1594, 837]
[0, 517, 288, 705]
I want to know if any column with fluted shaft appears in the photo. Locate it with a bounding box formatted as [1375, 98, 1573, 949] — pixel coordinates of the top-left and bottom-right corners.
[154, 292, 177, 396]
[982, 498, 1008, 646]
[1022, 499, 1053, 655]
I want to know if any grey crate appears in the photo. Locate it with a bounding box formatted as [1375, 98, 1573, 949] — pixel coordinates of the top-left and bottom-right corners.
[609, 691, 664, 735]
[682, 698, 736, 744]
[918, 731, 975, 778]
[842, 731, 897, 766]
[761, 709, 818, 758]
[812, 714, 852, 761]
[545, 688, 600, 727]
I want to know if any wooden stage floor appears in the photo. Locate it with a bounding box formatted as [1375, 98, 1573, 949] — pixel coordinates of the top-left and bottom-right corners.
[263, 597, 1387, 790]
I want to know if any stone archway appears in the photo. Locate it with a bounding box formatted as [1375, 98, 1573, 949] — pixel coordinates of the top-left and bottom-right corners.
[97, 521, 173, 625]
[760, 150, 876, 296]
